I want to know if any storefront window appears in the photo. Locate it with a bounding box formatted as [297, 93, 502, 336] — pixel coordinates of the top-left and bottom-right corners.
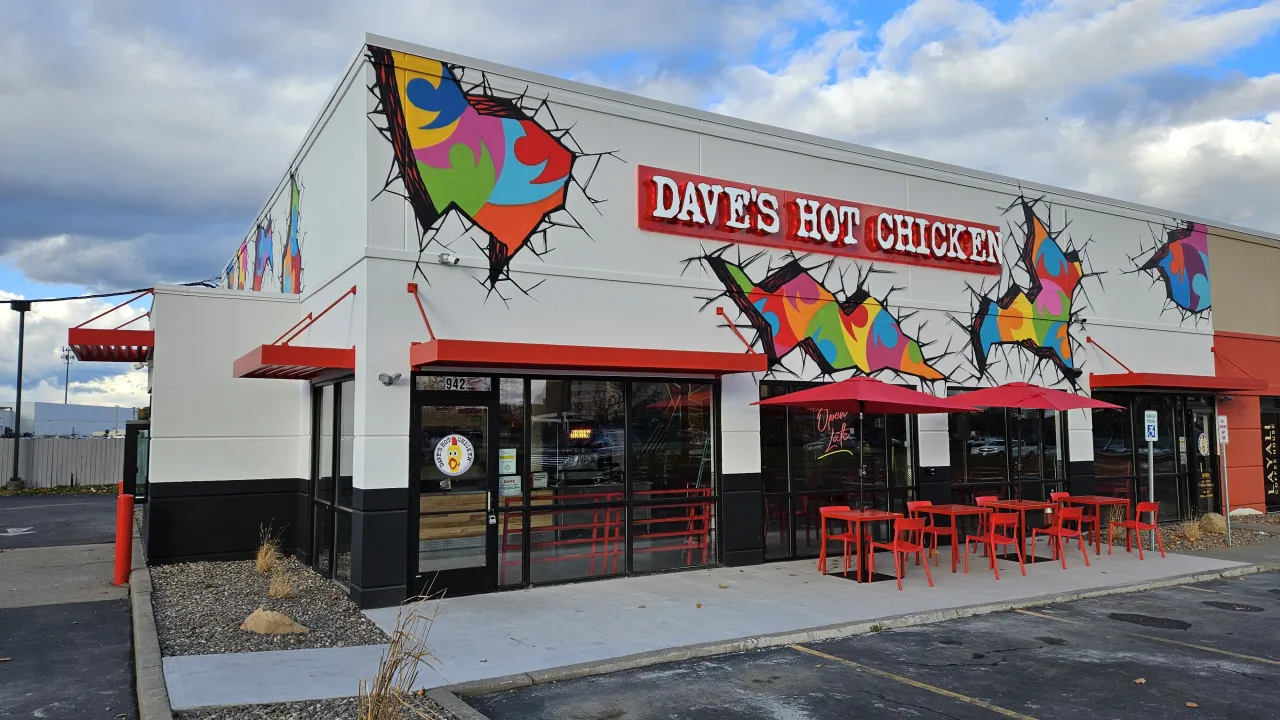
[1133, 395, 1176, 476]
[334, 510, 351, 586]
[948, 392, 1065, 499]
[949, 405, 1008, 485]
[629, 382, 715, 572]
[527, 379, 626, 584]
[1092, 397, 1133, 480]
[316, 384, 334, 503]
[530, 379, 625, 494]
[337, 380, 354, 509]
[760, 381, 914, 561]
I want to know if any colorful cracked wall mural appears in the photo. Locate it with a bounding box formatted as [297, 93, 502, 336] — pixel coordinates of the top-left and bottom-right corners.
[1131, 221, 1210, 318]
[218, 172, 302, 294]
[367, 45, 613, 299]
[693, 248, 946, 381]
[281, 173, 303, 294]
[224, 240, 250, 291]
[252, 220, 274, 292]
[962, 197, 1094, 386]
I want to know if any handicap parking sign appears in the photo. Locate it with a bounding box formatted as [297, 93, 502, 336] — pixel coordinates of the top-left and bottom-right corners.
[1144, 410, 1158, 442]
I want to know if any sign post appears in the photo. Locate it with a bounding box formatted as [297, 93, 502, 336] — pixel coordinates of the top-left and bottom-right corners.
[1218, 414, 1232, 546]
[1144, 410, 1158, 551]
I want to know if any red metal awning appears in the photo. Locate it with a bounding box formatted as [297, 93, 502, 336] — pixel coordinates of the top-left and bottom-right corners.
[233, 344, 355, 380]
[67, 290, 155, 363]
[1089, 372, 1269, 393]
[410, 339, 767, 376]
[68, 327, 155, 363]
[231, 285, 358, 381]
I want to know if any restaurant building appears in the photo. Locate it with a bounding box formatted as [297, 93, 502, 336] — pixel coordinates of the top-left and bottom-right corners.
[68, 34, 1280, 607]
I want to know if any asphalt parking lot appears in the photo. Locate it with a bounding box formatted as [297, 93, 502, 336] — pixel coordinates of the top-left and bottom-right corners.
[0, 494, 118, 549]
[470, 571, 1280, 720]
[0, 494, 136, 719]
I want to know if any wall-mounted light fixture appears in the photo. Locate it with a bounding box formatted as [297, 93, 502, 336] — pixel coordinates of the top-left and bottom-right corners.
[1220, 395, 1235, 402]
[378, 372, 402, 387]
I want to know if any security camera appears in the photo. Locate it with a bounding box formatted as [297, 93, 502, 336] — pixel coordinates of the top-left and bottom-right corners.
[132, 362, 145, 370]
[378, 372, 402, 387]
[437, 252, 461, 266]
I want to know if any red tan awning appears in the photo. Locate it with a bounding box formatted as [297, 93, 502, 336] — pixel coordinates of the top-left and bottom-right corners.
[68, 328, 155, 363]
[1089, 372, 1268, 393]
[233, 344, 355, 380]
[410, 339, 767, 376]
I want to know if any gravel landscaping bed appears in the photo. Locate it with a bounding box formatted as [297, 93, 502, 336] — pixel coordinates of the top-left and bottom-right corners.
[174, 693, 457, 719]
[150, 556, 388, 656]
[1158, 522, 1270, 552]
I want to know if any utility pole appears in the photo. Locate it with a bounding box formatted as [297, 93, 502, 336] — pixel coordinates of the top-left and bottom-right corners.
[9, 300, 31, 491]
[60, 346, 74, 404]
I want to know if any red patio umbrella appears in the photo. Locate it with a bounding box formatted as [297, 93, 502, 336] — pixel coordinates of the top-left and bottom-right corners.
[946, 382, 1122, 411]
[754, 377, 976, 506]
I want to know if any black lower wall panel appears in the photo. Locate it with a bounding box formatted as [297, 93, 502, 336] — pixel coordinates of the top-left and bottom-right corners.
[145, 479, 300, 564]
[918, 481, 952, 505]
[722, 490, 763, 560]
[350, 507, 408, 609]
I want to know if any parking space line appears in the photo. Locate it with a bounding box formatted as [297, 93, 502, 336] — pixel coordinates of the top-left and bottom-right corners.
[791, 644, 1039, 720]
[1014, 609, 1280, 667]
[1176, 585, 1218, 593]
[1174, 584, 1273, 601]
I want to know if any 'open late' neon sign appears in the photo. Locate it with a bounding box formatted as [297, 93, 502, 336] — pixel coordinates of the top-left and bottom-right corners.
[636, 165, 1003, 275]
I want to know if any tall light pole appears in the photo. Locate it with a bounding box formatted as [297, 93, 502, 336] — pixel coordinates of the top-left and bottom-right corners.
[9, 300, 30, 491]
[60, 346, 74, 404]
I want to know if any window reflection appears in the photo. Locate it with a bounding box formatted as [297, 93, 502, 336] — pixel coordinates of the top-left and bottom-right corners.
[530, 379, 625, 493]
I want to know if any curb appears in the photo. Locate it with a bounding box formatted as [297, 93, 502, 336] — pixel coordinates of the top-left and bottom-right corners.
[444, 562, 1273, 699]
[130, 525, 174, 720]
[426, 688, 491, 720]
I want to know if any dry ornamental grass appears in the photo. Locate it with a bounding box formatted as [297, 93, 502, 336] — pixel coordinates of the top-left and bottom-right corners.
[256, 524, 283, 575]
[267, 570, 294, 599]
[358, 591, 443, 720]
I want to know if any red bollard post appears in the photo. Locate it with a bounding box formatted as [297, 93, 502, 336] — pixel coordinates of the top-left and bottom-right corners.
[113, 493, 135, 586]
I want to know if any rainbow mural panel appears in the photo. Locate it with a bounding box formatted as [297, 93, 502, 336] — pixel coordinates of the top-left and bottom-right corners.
[969, 199, 1084, 382]
[252, 219, 274, 292]
[1139, 222, 1210, 315]
[703, 254, 943, 380]
[369, 46, 574, 289]
[281, 173, 303, 294]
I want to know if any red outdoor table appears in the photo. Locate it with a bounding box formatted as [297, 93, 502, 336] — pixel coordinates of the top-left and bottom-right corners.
[918, 504, 991, 573]
[1063, 495, 1131, 555]
[822, 509, 903, 583]
[987, 499, 1054, 555]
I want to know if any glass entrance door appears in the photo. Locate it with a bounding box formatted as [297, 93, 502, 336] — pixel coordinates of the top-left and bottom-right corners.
[413, 387, 497, 597]
[1186, 408, 1219, 516]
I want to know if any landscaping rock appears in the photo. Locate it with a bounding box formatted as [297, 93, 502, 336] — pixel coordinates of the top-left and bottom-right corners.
[1200, 513, 1227, 535]
[1230, 508, 1264, 517]
[240, 608, 309, 635]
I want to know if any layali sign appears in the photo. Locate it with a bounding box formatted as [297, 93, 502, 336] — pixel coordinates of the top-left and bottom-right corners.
[637, 166, 1003, 275]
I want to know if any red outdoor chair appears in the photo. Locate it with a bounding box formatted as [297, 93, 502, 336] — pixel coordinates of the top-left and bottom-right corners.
[1030, 506, 1091, 569]
[965, 512, 1026, 579]
[869, 517, 934, 591]
[973, 495, 999, 555]
[906, 500, 947, 566]
[1113, 501, 1166, 559]
[817, 506, 858, 576]
[1050, 491, 1096, 541]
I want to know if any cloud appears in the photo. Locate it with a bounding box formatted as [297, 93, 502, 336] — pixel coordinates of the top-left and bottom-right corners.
[0, 0, 837, 291]
[692, 0, 1280, 231]
[0, 290, 149, 408]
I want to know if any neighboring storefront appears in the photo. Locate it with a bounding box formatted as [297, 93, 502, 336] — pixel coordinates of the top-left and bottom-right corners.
[65, 34, 1280, 608]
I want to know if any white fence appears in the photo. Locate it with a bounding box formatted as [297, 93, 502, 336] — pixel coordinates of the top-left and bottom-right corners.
[0, 438, 125, 488]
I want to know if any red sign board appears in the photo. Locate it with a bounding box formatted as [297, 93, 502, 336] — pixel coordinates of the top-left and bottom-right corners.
[636, 165, 1003, 275]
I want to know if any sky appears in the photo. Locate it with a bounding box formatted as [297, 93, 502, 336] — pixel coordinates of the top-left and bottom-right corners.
[1, 0, 1278, 409]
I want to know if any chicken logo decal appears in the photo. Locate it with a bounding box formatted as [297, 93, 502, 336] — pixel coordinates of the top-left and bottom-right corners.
[433, 434, 475, 477]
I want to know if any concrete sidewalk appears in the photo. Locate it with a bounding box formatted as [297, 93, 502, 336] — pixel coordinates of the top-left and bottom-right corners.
[164, 548, 1248, 710]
